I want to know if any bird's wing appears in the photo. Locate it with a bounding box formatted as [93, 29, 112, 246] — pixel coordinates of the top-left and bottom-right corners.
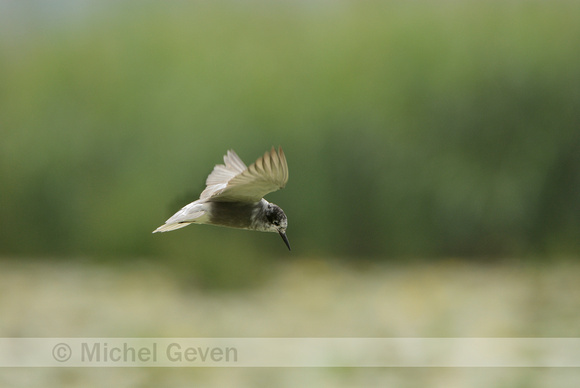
[200, 150, 247, 200]
[201, 147, 288, 202]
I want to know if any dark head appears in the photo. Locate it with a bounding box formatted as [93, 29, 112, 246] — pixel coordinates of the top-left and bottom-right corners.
[264, 202, 290, 250]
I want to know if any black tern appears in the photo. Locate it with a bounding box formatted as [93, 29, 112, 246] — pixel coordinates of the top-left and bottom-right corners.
[153, 147, 291, 250]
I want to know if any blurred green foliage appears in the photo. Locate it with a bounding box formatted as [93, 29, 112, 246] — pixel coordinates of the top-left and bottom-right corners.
[1, 2, 579, 282]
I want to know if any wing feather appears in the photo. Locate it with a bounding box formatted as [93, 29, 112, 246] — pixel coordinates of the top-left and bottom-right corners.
[207, 146, 288, 202]
[201, 150, 247, 200]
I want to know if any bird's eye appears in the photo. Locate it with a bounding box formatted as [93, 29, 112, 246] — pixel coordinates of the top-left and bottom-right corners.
[273, 220, 280, 226]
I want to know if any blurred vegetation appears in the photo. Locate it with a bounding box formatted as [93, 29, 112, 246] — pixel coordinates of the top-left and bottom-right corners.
[1, 2, 579, 284]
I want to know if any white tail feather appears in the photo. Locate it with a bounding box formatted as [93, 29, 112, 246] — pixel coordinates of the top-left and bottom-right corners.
[152, 222, 192, 233]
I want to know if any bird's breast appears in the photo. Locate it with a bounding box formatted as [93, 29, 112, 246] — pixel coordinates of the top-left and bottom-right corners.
[206, 201, 262, 230]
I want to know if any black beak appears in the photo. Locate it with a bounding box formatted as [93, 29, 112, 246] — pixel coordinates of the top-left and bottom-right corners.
[278, 230, 291, 251]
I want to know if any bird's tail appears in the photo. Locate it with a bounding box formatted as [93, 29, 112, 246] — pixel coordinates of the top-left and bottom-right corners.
[152, 222, 191, 233]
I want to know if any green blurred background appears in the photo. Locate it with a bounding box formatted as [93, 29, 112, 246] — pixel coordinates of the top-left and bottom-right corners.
[2, 1, 579, 284]
[2, 2, 580, 387]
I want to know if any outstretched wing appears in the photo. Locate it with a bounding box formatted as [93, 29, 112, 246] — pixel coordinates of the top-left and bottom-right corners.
[202, 147, 288, 203]
[200, 150, 247, 200]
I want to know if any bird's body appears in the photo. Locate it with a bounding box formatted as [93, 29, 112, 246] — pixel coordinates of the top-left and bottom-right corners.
[153, 147, 290, 250]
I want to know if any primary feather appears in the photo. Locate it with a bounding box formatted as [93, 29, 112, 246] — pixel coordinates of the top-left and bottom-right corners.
[202, 147, 288, 202]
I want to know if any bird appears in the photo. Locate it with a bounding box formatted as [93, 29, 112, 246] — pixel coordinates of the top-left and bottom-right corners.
[153, 147, 291, 250]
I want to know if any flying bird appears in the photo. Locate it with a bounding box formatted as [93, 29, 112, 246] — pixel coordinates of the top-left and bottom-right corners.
[153, 147, 291, 250]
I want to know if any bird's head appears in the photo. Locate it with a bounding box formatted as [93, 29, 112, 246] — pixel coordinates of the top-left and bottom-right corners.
[264, 203, 290, 251]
